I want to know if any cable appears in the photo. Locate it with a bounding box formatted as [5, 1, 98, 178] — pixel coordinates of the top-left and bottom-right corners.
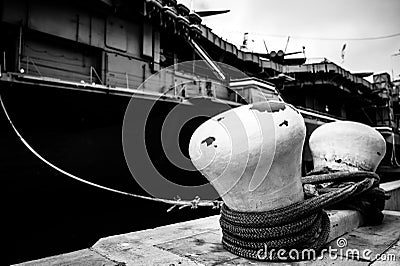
[214, 29, 400, 41]
[271, 32, 400, 41]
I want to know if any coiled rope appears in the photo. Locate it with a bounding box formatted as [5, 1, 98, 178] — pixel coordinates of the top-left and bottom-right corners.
[220, 171, 382, 261]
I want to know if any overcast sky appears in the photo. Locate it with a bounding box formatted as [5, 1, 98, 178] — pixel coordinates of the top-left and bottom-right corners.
[180, 0, 400, 81]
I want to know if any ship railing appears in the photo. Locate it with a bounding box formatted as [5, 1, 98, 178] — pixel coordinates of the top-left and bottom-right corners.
[24, 56, 43, 77]
[103, 65, 228, 100]
[90, 66, 103, 85]
[105, 69, 163, 92]
[285, 58, 375, 92]
[296, 106, 340, 124]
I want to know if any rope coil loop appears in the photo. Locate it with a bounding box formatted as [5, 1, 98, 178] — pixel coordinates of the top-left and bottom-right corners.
[219, 170, 381, 261]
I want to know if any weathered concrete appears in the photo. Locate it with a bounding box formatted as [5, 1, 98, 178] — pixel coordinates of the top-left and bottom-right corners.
[381, 180, 400, 211]
[14, 210, 400, 265]
[370, 240, 400, 266]
[13, 249, 118, 266]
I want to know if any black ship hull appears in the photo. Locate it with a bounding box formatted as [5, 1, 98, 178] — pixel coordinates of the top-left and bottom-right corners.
[1, 82, 225, 264]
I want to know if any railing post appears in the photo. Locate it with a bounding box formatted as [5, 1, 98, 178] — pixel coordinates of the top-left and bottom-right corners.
[2, 51, 6, 72]
[90, 66, 93, 84]
[213, 86, 216, 99]
[17, 23, 22, 72]
[174, 80, 177, 96]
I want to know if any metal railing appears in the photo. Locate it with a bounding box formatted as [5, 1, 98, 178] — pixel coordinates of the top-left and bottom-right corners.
[25, 56, 43, 77]
[89, 66, 103, 85]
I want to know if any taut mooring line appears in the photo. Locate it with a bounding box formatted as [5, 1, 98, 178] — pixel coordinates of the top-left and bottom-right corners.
[0, 94, 221, 211]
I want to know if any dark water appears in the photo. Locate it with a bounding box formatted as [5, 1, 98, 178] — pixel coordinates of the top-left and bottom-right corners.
[1, 85, 221, 264]
[5, 168, 219, 264]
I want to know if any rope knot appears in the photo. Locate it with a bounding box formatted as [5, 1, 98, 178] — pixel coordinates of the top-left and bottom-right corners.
[190, 196, 201, 209]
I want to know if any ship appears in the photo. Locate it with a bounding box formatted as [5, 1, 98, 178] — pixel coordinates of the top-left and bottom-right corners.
[2, 0, 399, 264]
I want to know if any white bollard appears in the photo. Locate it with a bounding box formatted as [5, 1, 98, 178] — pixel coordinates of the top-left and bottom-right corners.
[189, 101, 306, 212]
[309, 121, 386, 172]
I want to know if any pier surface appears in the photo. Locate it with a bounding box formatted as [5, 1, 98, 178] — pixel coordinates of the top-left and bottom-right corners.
[14, 210, 399, 265]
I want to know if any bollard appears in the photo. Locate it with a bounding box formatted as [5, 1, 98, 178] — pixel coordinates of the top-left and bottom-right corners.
[309, 121, 386, 172]
[189, 100, 306, 212]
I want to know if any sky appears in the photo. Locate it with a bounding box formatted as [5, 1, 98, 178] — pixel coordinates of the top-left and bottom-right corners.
[179, 0, 400, 81]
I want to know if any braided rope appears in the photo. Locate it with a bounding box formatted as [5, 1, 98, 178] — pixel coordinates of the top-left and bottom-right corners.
[220, 171, 380, 261]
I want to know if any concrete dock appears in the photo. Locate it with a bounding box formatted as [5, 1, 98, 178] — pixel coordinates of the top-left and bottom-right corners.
[14, 209, 400, 266]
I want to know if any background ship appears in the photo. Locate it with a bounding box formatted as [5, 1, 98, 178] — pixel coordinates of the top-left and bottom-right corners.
[1, 0, 399, 264]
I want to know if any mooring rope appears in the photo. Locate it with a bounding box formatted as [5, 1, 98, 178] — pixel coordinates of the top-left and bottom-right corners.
[220, 170, 382, 261]
[0, 94, 221, 210]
